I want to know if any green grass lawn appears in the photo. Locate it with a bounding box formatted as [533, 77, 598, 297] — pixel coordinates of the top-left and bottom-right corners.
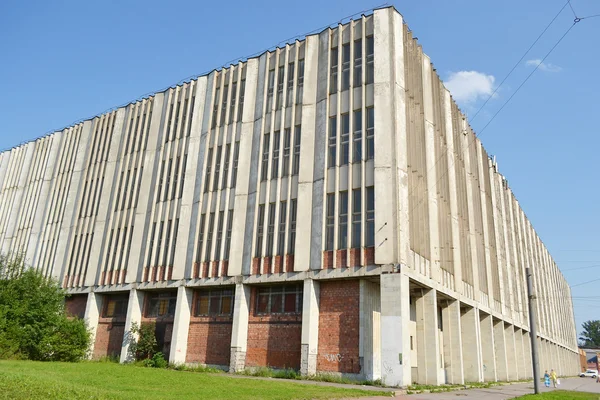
[0, 360, 389, 400]
[517, 390, 599, 399]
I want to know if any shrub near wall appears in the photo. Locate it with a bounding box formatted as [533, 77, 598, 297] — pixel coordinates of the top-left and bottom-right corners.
[0, 254, 90, 361]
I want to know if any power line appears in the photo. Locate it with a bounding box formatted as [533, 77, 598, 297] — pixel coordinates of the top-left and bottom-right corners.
[568, 0, 578, 18]
[561, 264, 600, 272]
[572, 277, 600, 288]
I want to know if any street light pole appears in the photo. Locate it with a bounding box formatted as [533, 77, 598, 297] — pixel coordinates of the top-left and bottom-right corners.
[526, 267, 540, 394]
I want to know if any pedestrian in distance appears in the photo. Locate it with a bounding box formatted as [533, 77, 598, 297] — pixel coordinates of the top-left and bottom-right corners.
[550, 369, 558, 388]
[544, 370, 551, 388]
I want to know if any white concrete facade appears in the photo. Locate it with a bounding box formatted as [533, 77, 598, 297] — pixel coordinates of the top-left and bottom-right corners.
[0, 6, 579, 387]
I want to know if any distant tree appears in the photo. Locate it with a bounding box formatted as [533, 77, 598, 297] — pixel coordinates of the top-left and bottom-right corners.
[0, 253, 90, 361]
[579, 320, 600, 348]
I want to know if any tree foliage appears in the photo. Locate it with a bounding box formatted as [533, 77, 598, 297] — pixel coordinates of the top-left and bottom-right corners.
[0, 254, 90, 361]
[128, 321, 158, 361]
[579, 320, 600, 348]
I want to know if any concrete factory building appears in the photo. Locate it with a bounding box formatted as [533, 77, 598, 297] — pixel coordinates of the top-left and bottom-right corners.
[0, 6, 580, 386]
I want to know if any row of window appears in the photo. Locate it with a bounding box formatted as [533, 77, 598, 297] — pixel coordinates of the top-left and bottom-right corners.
[266, 58, 305, 111]
[328, 108, 374, 167]
[330, 36, 374, 93]
[101, 285, 303, 318]
[146, 218, 180, 269]
[203, 141, 241, 193]
[157, 155, 187, 202]
[165, 87, 196, 143]
[124, 104, 153, 155]
[260, 126, 301, 181]
[255, 199, 298, 257]
[105, 225, 134, 274]
[325, 187, 375, 251]
[114, 167, 143, 211]
[196, 209, 234, 263]
[211, 77, 246, 128]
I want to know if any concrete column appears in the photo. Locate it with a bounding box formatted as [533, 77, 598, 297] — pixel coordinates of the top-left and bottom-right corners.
[360, 280, 381, 381]
[229, 283, 251, 372]
[83, 291, 102, 359]
[169, 286, 193, 364]
[504, 324, 517, 380]
[380, 273, 411, 386]
[442, 300, 464, 384]
[120, 288, 144, 363]
[480, 313, 497, 381]
[516, 329, 528, 379]
[493, 320, 508, 381]
[523, 331, 534, 379]
[300, 279, 320, 376]
[461, 306, 483, 382]
[416, 288, 440, 385]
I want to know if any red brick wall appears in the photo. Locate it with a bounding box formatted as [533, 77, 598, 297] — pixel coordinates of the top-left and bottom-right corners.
[317, 280, 360, 374]
[65, 294, 87, 319]
[246, 287, 302, 370]
[94, 319, 125, 359]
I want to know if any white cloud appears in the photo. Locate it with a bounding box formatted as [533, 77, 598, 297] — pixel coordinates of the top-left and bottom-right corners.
[444, 71, 496, 104]
[525, 59, 562, 72]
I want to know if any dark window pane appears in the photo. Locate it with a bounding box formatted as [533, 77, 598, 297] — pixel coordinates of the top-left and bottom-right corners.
[284, 293, 297, 312]
[270, 293, 282, 313]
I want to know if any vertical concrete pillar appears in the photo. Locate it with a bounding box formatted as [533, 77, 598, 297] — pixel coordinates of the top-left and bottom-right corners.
[169, 286, 193, 364]
[480, 313, 497, 381]
[84, 291, 102, 359]
[120, 288, 144, 363]
[360, 280, 381, 381]
[461, 306, 483, 382]
[230, 283, 251, 372]
[300, 279, 320, 376]
[442, 300, 464, 384]
[523, 331, 534, 379]
[504, 324, 517, 380]
[416, 288, 440, 385]
[380, 273, 411, 386]
[516, 329, 527, 379]
[493, 320, 508, 381]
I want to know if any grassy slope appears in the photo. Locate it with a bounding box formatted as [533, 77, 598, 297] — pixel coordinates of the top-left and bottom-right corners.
[0, 360, 387, 400]
[517, 391, 598, 400]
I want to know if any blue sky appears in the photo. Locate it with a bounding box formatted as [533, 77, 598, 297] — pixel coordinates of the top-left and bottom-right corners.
[0, 0, 598, 337]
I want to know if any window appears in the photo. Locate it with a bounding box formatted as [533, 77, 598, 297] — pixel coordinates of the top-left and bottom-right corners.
[261, 133, 270, 181]
[276, 65, 284, 109]
[163, 219, 172, 267]
[166, 103, 174, 143]
[286, 62, 295, 107]
[338, 191, 348, 248]
[366, 36, 374, 84]
[256, 285, 303, 314]
[266, 203, 276, 257]
[341, 113, 350, 165]
[215, 211, 224, 260]
[196, 214, 206, 262]
[204, 148, 213, 193]
[222, 144, 230, 189]
[205, 213, 215, 262]
[354, 39, 362, 87]
[271, 131, 280, 179]
[231, 141, 240, 187]
[289, 199, 297, 254]
[128, 169, 137, 209]
[181, 98, 188, 138]
[171, 157, 179, 200]
[213, 146, 222, 191]
[342, 43, 350, 90]
[179, 155, 187, 199]
[366, 107, 374, 160]
[220, 84, 228, 125]
[238, 79, 245, 121]
[212, 86, 220, 129]
[282, 128, 291, 176]
[147, 222, 156, 267]
[174, 99, 181, 137]
[164, 158, 172, 202]
[352, 189, 361, 248]
[145, 292, 177, 318]
[187, 95, 195, 137]
[266, 69, 275, 111]
[139, 112, 147, 151]
[103, 295, 128, 318]
[229, 82, 237, 125]
[115, 172, 123, 211]
[195, 288, 234, 316]
[157, 161, 165, 202]
[326, 194, 335, 250]
[135, 167, 143, 208]
[155, 222, 164, 267]
[353, 110, 362, 163]
[328, 117, 337, 168]
[296, 59, 304, 104]
[224, 210, 234, 260]
[255, 205, 265, 257]
[277, 201, 287, 255]
[293, 126, 301, 175]
[330, 47, 338, 94]
[366, 187, 375, 246]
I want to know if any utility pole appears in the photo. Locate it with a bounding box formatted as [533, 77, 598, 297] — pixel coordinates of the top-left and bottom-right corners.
[526, 267, 540, 394]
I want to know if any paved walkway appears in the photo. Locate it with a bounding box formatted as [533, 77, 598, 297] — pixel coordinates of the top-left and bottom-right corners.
[343, 377, 600, 400]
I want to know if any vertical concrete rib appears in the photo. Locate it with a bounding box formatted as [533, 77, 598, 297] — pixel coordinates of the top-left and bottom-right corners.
[300, 279, 320, 375]
[442, 300, 464, 384]
[480, 312, 497, 381]
[416, 288, 440, 384]
[461, 306, 483, 382]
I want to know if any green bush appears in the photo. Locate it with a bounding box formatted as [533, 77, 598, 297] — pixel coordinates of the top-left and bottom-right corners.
[0, 254, 91, 361]
[128, 321, 158, 361]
